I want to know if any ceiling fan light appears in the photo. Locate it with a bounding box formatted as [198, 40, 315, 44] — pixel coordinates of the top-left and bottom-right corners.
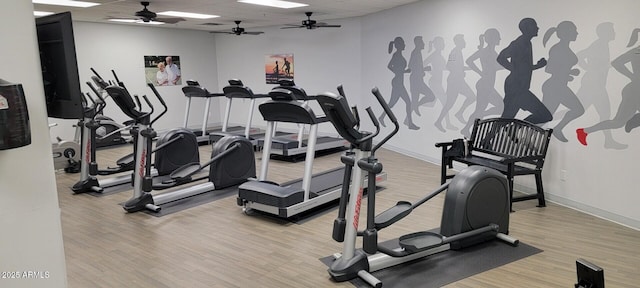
[141, 21, 165, 25]
[34, 11, 55, 17]
[32, 0, 100, 8]
[237, 0, 308, 9]
[108, 19, 164, 25]
[157, 11, 219, 19]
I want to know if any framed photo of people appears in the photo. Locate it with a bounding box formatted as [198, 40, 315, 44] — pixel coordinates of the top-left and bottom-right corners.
[144, 55, 182, 86]
[265, 54, 293, 84]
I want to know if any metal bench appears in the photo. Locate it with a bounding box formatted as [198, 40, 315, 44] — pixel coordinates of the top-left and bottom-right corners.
[436, 118, 552, 210]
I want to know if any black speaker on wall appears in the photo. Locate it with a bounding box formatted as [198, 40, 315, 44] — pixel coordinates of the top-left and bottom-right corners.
[0, 79, 31, 150]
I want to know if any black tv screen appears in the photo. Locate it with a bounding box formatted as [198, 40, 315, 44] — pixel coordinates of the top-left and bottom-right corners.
[36, 11, 83, 119]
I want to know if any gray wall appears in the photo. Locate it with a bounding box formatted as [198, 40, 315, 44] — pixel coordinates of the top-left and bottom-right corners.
[0, 1, 67, 287]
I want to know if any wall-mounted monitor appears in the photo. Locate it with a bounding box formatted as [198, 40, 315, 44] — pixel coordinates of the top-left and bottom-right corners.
[36, 11, 83, 119]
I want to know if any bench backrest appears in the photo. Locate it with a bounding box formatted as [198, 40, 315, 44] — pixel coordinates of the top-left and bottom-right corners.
[469, 118, 552, 169]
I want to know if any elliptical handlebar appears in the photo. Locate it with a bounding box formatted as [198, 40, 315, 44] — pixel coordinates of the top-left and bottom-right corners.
[352, 106, 380, 146]
[111, 70, 126, 89]
[337, 85, 345, 97]
[86, 82, 105, 104]
[133, 95, 142, 111]
[90, 67, 103, 80]
[364, 107, 379, 135]
[146, 83, 168, 126]
[141, 95, 154, 118]
[351, 106, 360, 130]
[370, 87, 399, 153]
[82, 91, 95, 107]
[85, 81, 107, 116]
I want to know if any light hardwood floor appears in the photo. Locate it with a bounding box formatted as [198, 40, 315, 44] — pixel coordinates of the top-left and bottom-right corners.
[55, 143, 640, 288]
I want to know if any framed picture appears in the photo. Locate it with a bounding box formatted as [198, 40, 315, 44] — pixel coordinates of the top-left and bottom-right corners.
[144, 55, 182, 86]
[265, 54, 293, 84]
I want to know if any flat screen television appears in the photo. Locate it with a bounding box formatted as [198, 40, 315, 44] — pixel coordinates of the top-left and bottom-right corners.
[575, 258, 605, 288]
[36, 11, 83, 119]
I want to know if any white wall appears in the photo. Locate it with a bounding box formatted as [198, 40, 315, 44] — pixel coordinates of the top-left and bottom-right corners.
[43, 0, 640, 242]
[49, 21, 221, 141]
[359, 0, 640, 228]
[211, 0, 640, 229]
[213, 18, 362, 135]
[0, 1, 68, 287]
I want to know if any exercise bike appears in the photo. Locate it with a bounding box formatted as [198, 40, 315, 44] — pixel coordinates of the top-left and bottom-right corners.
[50, 122, 80, 173]
[316, 87, 518, 288]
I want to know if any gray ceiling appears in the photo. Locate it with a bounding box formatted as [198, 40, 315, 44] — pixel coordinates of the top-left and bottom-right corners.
[34, 0, 421, 32]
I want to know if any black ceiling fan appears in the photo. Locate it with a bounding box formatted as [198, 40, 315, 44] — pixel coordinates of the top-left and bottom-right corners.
[210, 21, 264, 36]
[133, 1, 185, 24]
[281, 12, 341, 30]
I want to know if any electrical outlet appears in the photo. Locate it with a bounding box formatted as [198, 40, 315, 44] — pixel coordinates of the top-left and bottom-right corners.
[561, 170, 567, 182]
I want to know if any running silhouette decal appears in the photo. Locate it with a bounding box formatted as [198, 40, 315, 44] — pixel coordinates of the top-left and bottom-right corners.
[541, 21, 583, 142]
[435, 34, 476, 133]
[379, 37, 418, 130]
[574, 23, 626, 149]
[497, 18, 552, 125]
[462, 28, 505, 138]
[577, 28, 640, 146]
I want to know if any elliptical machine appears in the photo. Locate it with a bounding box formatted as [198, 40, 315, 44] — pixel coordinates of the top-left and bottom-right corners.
[72, 80, 200, 194]
[106, 83, 255, 213]
[316, 87, 517, 288]
[50, 69, 128, 173]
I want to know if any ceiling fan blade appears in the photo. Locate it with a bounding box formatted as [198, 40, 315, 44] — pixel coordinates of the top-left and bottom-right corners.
[244, 31, 264, 35]
[316, 24, 341, 28]
[281, 26, 304, 29]
[209, 31, 234, 34]
[155, 17, 185, 24]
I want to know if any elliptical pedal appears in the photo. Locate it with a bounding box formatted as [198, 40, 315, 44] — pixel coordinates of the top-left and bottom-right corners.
[374, 201, 412, 229]
[398, 231, 444, 253]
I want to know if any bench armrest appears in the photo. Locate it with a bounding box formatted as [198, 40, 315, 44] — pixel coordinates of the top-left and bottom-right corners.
[500, 155, 544, 164]
[435, 141, 453, 148]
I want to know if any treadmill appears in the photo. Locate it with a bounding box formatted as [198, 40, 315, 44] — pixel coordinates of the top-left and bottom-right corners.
[208, 79, 269, 146]
[257, 80, 348, 159]
[237, 87, 386, 219]
[181, 80, 225, 143]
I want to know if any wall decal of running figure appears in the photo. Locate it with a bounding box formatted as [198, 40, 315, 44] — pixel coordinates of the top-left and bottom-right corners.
[379, 36, 419, 130]
[577, 28, 640, 146]
[462, 28, 505, 137]
[408, 36, 436, 119]
[434, 34, 476, 132]
[574, 22, 626, 149]
[541, 21, 583, 142]
[497, 18, 553, 125]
